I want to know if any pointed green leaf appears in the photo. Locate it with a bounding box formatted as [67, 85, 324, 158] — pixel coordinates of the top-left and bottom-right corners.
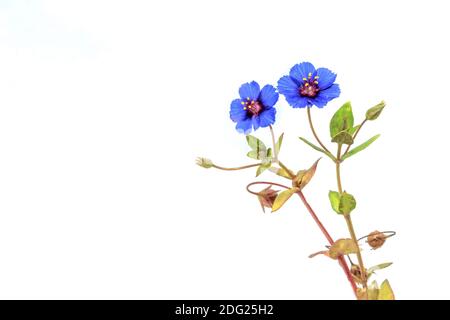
[368, 262, 393, 274]
[246, 135, 267, 153]
[298, 137, 337, 162]
[379, 280, 395, 300]
[330, 101, 354, 138]
[255, 161, 271, 177]
[341, 134, 380, 161]
[328, 191, 340, 214]
[275, 133, 284, 155]
[272, 188, 297, 212]
[331, 131, 354, 145]
[366, 101, 386, 121]
[339, 192, 356, 215]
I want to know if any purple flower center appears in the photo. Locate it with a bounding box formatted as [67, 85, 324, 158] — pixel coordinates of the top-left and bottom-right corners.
[242, 98, 263, 116]
[299, 73, 320, 98]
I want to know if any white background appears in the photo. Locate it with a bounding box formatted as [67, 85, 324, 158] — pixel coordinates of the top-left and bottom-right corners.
[0, 0, 449, 299]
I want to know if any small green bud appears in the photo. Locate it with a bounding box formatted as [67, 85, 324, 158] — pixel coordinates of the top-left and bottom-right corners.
[366, 101, 386, 120]
[196, 157, 213, 168]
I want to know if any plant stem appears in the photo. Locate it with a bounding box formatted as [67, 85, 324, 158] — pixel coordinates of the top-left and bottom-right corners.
[269, 125, 278, 161]
[212, 163, 260, 171]
[343, 118, 367, 157]
[307, 107, 332, 155]
[247, 180, 358, 297]
[336, 144, 344, 191]
[336, 144, 368, 298]
[297, 191, 358, 297]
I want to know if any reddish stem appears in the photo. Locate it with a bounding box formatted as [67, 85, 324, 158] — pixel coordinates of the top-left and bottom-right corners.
[246, 181, 358, 298]
[297, 191, 358, 297]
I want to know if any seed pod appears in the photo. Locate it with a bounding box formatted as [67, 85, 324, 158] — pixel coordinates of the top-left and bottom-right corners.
[351, 264, 368, 284]
[257, 186, 279, 212]
[367, 230, 386, 250]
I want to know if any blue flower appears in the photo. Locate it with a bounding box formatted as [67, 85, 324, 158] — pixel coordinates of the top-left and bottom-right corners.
[230, 81, 278, 134]
[277, 62, 340, 108]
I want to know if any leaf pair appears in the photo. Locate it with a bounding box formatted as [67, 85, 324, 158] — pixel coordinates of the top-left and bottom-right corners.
[246, 135, 272, 177]
[271, 159, 320, 212]
[309, 238, 359, 260]
[327, 101, 383, 159]
[328, 191, 357, 215]
[247, 133, 284, 177]
[330, 101, 356, 144]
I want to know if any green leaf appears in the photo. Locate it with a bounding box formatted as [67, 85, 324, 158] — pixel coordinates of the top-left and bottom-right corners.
[275, 133, 284, 156]
[298, 137, 337, 162]
[328, 191, 340, 214]
[379, 280, 395, 300]
[330, 101, 354, 138]
[339, 192, 356, 215]
[331, 131, 354, 145]
[272, 188, 297, 212]
[368, 262, 393, 274]
[366, 101, 386, 121]
[246, 135, 267, 153]
[266, 148, 273, 159]
[255, 161, 271, 177]
[341, 134, 380, 161]
[328, 191, 357, 215]
[328, 238, 359, 259]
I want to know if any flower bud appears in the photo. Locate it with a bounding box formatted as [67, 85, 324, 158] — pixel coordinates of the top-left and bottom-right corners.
[258, 186, 279, 212]
[367, 230, 386, 250]
[365, 101, 385, 120]
[196, 157, 213, 169]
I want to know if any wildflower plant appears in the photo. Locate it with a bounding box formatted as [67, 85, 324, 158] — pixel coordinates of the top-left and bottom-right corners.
[197, 61, 395, 300]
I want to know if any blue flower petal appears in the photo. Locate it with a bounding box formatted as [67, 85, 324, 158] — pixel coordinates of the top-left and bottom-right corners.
[285, 94, 309, 108]
[259, 84, 279, 108]
[316, 68, 337, 90]
[230, 99, 247, 122]
[239, 81, 260, 100]
[313, 84, 341, 108]
[235, 118, 253, 134]
[252, 115, 261, 131]
[259, 107, 276, 127]
[277, 76, 299, 98]
[289, 62, 316, 83]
